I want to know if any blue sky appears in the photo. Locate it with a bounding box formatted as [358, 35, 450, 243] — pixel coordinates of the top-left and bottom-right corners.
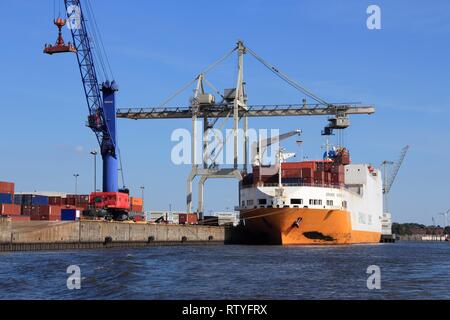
[0, 0, 449, 224]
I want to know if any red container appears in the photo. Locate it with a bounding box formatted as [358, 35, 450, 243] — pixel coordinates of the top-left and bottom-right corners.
[61, 204, 76, 210]
[282, 169, 301, 179]
[0, 204, 21, 216]
[21, 205, 33, 215]
[131, 204, 144, 213]
[76, 195, 89, 205]
[66, 195, 89, 202]
[48, 196, 63, 206]
[331, 172, 345, 185]
[65, 197, 76, 206]
[130, 197, 143, 206]
[179, 213, 198, 225]
[0, 181, 14, 194]
[301, 168, 312, 178]
[337, 148, 351, 165]
[10, 215, 31, 222]
[133, 215, 144, 222]
[30, 205, 61, 221]
[314, 171, 325, 182]
[282, 161, 317, 170]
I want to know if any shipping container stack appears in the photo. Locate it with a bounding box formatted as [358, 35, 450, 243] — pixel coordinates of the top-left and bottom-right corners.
[129, 197, 144, 222]
[179, 213, 199, 225]
[247, 150, 350, 188]
[11, 193, 90, 222]
[130, 197, 144, 213]
[0, 181, 27, 221]
[65, 195, 90, 210]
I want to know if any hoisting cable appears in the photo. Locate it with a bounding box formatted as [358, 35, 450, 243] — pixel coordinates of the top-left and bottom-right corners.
[118, 148, 126, 189]
[203, 78, 225, 100]
[201, 46, 238, 76]
[86, 0, 115, 81]
[157, 77, 199, 109]
[85, 0, 108, 78]
[84, 0, 110, 82]
[156, 46, 237, 109]
[245, 47, 330, 107]
[83, 4, 107, 82]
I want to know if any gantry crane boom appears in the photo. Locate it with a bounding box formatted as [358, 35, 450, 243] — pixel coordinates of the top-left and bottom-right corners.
[117, 104, 374, 120]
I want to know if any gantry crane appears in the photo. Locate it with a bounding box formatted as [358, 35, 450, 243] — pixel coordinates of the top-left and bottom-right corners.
[117, 41, 376, 215]
[44, 0, 129, 220]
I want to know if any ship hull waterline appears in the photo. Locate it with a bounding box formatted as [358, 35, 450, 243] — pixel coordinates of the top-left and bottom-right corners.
[240, 207, 381, 245]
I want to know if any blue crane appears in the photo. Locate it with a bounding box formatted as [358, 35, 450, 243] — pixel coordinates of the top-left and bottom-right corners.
[45, 0, 129, 218]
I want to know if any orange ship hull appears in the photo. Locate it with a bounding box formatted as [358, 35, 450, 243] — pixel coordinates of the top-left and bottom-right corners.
[240, 208, 381, 245]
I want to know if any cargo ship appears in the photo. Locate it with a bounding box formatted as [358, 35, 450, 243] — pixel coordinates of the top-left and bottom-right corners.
[238, 147, 383, 245]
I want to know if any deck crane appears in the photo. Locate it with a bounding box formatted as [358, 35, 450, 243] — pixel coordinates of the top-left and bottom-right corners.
[44, 0, 129, 220]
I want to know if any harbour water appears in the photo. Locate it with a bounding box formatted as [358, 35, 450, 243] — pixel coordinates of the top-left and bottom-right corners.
[0, 242, 449, 300]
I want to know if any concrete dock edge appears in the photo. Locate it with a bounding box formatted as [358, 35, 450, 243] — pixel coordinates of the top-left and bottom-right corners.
[0, 220, 229, 252]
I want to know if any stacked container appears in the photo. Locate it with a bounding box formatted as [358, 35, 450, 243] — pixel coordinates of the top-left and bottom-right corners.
[0, 181, 14, 205]
[0, 181, 31, 221]
[65, 195, 89, 210]
[48, 196, 63, 206]
[0, 193, 13, 204]
[249, 159, 348, 188]
[15, 194, 49, 206]
[179, 213, 198, 225]
[0, 181, 14, 194]
[30, 205, 61, 221]
[130, 197, 144, 213]
[0, 204, 21, 216]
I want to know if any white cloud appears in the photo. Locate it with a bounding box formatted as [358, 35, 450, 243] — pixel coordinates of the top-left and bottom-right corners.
[74, 145, 85, 155]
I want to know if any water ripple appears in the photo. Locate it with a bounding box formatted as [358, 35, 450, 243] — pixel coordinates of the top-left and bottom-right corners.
[0, 242, 449, 299]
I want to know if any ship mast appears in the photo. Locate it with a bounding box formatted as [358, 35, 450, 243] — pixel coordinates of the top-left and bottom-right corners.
[277, 148, 284, 189]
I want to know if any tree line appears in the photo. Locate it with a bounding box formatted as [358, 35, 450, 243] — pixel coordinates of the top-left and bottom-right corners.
[392, 223, 450, 236]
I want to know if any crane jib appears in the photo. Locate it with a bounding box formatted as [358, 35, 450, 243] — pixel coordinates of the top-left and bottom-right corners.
[64, 0, 119, 193]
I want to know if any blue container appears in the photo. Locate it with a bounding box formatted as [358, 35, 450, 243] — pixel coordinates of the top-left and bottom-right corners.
[32, 195, 48, 206]
[0, 193, 13, 204]
[14, 195, 22, 205]
[16, 194, 32, 205]
[61, 209, 77, 221]
[14, 194, 49, 206]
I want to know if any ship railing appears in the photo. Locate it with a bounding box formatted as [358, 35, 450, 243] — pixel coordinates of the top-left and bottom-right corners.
[242, 182, 348, 190]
